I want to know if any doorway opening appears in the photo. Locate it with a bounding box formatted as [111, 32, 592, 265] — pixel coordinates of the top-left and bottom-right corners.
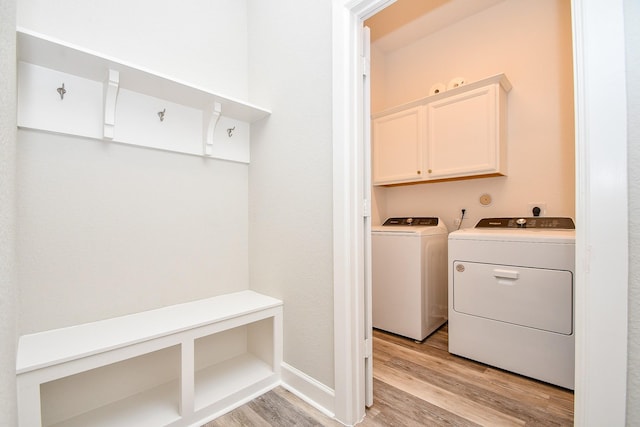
[332, 0, 629, 425]
[363, 0, 575, 423]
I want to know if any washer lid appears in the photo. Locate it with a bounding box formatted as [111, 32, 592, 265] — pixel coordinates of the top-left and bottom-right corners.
[372, 217, 448, 235]
[382, 217, 439, 226]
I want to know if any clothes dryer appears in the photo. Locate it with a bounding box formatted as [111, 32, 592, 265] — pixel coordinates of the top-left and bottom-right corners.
[372, 217, 448, 341]
[448, 217, 575, 389]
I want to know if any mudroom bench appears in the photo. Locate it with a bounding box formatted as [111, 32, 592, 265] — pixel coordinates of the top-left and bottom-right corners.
[16, 290, 283, 427]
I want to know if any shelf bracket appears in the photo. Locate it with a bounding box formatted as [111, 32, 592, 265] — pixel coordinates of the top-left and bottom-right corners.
[103, 69, 120, 140]
[203, 102, 222, 156]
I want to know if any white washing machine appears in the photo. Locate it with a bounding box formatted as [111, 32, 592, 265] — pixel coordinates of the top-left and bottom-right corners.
[372, 217, 448, 341]
[448, 217, 575, 389]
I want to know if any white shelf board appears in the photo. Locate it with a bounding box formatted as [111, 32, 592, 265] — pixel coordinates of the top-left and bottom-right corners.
[17, 27, 270, 123]
[194, 353, 274, 410]
[49, 380, 180, 427]
[17, 291, 283, 374]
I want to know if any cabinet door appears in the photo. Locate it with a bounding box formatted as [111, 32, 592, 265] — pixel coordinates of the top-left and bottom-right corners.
[426, 84, 502, 179]
[372, 106, 425, 185]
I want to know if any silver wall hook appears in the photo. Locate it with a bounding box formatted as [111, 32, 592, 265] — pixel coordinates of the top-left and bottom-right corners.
[57, 83, 66, 100]
[158, 108, 166, 122]
[227, 126, 235, 137]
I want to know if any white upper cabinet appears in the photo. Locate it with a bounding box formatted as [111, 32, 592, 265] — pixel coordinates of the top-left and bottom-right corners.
[372, 74, 511, 185]
[16, 28, 271, 163]
[372, 105, 425, 184]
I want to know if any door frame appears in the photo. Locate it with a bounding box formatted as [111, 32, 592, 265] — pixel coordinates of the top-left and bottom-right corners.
[332, 0, 629, 425]
[332, 1, 394, 424]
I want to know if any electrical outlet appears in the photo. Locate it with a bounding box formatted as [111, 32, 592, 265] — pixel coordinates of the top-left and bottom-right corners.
[527, 202, 547, 216]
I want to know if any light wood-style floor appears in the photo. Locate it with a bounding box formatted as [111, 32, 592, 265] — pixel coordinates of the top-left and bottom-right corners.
[205, 324, 574, 426]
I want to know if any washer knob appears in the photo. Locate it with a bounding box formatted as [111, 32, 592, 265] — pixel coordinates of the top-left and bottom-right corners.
[406, 218, 414, 225]
[516, 218, 527, 227]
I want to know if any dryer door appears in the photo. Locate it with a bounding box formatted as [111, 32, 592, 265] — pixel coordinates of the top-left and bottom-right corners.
[452, 261, 573, 334]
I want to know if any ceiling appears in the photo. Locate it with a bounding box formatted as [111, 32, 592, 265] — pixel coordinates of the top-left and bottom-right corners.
[365, 0, 507, 51]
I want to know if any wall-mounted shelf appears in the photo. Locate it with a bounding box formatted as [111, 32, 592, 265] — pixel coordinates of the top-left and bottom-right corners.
[16, 28, 271, 163]
[372, 73, 511, 185]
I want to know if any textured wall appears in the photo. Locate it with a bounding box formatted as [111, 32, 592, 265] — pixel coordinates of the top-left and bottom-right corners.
[626, 0, 640, 422]
[0, 0, 18, 424]
[247, 0, 334, 388]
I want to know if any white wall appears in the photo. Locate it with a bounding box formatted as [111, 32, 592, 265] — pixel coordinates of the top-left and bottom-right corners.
[16, 0, 252, 334]
[16, 0, 248, 98]
[626, 0, 640, 421]
[13, 0, 337, 402]
[247, 0, 335, 389]
[371, 0, 575, 230]
[0, 0, 18, 424]
[17, 132, 250, 333]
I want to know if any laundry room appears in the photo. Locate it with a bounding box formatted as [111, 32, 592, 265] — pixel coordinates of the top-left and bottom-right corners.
[366, 0, 575, 231]
[365, 0, 577, 422]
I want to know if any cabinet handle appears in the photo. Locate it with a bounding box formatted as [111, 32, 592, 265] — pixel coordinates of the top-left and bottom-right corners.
[417, 170, 421, 174]
[428, 169, 432, 173]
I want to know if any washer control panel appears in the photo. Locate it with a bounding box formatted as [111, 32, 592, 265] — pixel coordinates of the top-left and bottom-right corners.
[475, 217, 575, 229]
[382, 217, 439, 226]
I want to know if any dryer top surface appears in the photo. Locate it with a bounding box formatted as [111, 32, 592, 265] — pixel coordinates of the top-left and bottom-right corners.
[449, 217, 575, 243]
[449, 227, 575, 243]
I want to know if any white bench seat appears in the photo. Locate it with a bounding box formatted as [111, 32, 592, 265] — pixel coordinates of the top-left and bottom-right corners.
[16, 290, 283, 427]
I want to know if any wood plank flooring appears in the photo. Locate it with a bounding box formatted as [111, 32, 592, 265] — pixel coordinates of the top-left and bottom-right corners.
[205, 324, 574, 426]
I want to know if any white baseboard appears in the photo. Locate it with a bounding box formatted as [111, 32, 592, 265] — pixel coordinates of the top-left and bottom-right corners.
[280, 362, 335, 419]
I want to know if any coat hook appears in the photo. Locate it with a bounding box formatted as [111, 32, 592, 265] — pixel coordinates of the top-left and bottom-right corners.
[57, 83, 66, 100]
[227, 126, 235, 137]
[158, 108, 166, 122]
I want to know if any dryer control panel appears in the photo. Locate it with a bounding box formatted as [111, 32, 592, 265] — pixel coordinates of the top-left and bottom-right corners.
[475, 217, 575, 229]
[382, 217, 439, 226]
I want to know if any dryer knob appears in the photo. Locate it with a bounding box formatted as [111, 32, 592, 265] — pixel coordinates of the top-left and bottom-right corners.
[406, 218, 414, 225]
[516, 218, 527, 227]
